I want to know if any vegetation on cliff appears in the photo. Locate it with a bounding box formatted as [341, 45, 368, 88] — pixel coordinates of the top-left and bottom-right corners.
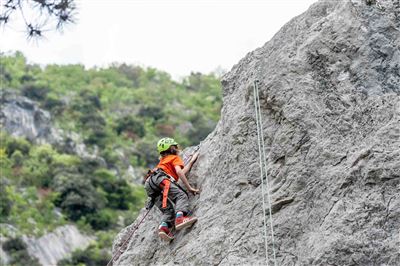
[0, 51, 222, 265]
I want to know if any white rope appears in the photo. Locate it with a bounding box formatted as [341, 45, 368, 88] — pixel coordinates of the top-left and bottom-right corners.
[253, 80, 277, 266]
[253, 80, 269, 265]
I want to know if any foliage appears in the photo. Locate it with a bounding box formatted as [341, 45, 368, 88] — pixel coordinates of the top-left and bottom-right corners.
[3, 237, 26, 252]
[3, 185, 64, 235]
[51, 174, 104, 221]
[5, 136, 31, 157]
[100, 147, 119, 166]
[115, 116, 145, 139]
[53, 153, 81, 168]
[94, 169, 138, 210]
[43, 94, 65, 114]
[86, 209, 113, 230]
[134, 139, 160, 167]
[3, 237, 40, 266]
[1, 52, 221, 154]
[0, 179, 12, 220]
[138, 105, 164, 121]
[187, 113, 217, 144]
[0, 51, 28, 88]
[21, 83, 50, 101]
[84, 127, 109, 148]
[58, 243, 109, 266]
[11, 150, 24, 167]
[0, 51, 221, 265]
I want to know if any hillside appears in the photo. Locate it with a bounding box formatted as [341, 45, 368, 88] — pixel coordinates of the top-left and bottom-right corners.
[0, 53, 222, 265]
[111, 0, 400, 265]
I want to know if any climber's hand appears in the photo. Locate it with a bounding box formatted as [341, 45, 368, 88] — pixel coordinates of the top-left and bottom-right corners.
[189, 187, 200, 195]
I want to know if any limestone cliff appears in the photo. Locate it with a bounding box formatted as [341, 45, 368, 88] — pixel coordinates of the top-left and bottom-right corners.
[112, 0, 400, 265]
[0, 89, 62, 145]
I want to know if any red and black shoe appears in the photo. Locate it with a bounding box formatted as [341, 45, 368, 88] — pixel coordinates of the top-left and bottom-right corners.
[175, 215, 198, 231]
[158, 224, 174, 241]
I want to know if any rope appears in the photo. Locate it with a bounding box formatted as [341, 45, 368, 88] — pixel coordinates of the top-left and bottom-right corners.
[106, 209, 151, 266]
[253, 80, 277, 266]
[253, 80, 270, 265]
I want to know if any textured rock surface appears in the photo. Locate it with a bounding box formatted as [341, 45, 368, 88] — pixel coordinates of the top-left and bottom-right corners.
[112, 0, 400, 265]
[23, 225, 92, 266]
[0, 89, 102, 160]
[0, 90, 62, 144]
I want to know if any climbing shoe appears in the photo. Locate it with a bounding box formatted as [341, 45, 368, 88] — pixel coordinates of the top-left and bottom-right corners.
[175, 215, 198, 231]
[158, 223, 174, 241]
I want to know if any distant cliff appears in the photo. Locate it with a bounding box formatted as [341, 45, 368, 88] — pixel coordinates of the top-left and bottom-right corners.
[23, 225, 93, 266]
[1, 89, 62, 145]
[0, 89, 99, 159]
[0, 91, 95, 265]
[112, 0, 400, 265]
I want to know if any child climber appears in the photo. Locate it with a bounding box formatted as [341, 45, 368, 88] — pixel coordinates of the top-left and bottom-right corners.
[144, 137, 199, 241]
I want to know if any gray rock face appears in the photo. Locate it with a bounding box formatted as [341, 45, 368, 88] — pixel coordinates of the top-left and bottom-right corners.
[23, 225, 92, 266]
[0, 90, 63, 144]
[0, 90, 101, 160]
[0, 224, 92, 266]
[112, 0, 400, 265]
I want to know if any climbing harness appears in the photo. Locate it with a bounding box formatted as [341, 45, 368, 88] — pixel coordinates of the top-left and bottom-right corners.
[146, 168, 189, 208]
[161, 179, 171, 208]
[253, 80, 277, 266]
[106, 208, 151, 266]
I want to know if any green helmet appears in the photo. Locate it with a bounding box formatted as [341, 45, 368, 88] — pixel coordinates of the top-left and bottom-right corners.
[157, 137, 178, 153]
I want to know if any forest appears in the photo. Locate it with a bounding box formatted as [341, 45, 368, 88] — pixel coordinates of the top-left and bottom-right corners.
[0, 51, 222, 265]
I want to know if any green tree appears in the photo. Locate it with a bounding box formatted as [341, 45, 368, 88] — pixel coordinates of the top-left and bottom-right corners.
[52, 175, 104, 221]
[94, 169, 137, 210]
[3, 237, 40, 266]
[86, 209, 113, 230]
[43, 94, 65, 114]
[6, 137, 31, 157]
[0, 51, 27, 88]
[113, 63, 144, 88]
[134, 140, 159, 167]
[187, 113, 216, 145]
[58, 244, 109, 266]
[0, 183, 12, 221]
[115, 116, 145, 138]
[11, 150, 24, 167]
[21, 83, 50, 101]
[138, 105, 164, 121]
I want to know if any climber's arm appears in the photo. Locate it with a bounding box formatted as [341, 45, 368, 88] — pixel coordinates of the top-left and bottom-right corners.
[175, 165, 199, 195]
[182, 152, 199, 175]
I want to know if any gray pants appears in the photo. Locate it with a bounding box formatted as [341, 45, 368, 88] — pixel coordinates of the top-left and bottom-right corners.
[145, 175, 189, 226]
[155, 182, 190, 225]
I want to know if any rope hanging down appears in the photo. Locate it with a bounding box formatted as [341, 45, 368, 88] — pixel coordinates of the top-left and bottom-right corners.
[253, 80, 277, 266]
[106, 209, 151, 266]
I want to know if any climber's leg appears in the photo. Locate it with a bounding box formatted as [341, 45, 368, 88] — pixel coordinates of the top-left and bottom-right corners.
[155, 196, 175, 241]
[167, 183, 198, 230]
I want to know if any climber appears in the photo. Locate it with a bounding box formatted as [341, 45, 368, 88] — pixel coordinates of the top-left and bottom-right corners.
[144, 137, 200, 241]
